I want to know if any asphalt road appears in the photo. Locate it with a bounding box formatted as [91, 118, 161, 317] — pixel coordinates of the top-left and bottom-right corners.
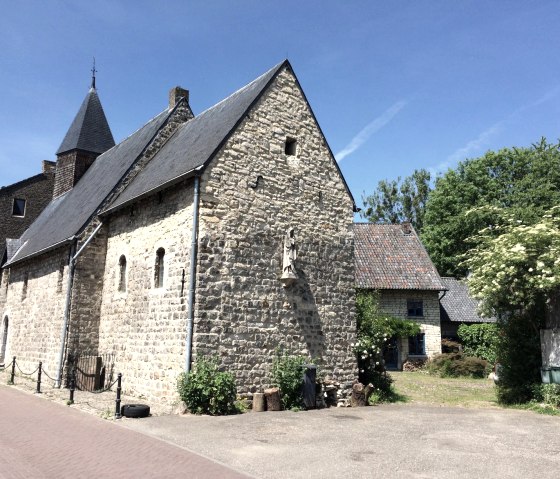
[123, 402, 560, 479]
[0, 385, 249, 479]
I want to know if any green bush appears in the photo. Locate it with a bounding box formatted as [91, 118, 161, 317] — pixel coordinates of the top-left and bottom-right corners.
[457, 323, 499, 363]
[355, 289, 420, 402]
[271, 353, 307, 410]
[532, 383, 560, 408]
[427, 352, 489, 378]
[177, 357, 237, 415]
[495, 309, 544, 404]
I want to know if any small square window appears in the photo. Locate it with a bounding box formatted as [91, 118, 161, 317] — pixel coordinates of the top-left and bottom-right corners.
[407, 300, 423, 317]
[12, 198, 26, 217]
[285, 137, 297, 156]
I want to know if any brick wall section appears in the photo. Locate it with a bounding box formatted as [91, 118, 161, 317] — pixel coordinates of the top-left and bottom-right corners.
[0, 249, 70, 376]
[0, 165, 55, 261]
[194, 65, 357, 398]
[52, 150, 98, 199]
[378, 290, 441, 367]
[98, 180, 194, 402]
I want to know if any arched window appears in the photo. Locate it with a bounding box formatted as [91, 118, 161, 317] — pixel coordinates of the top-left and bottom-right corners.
[0, 317, 8, 365]
[118, 255, 127, 292]
[154, 248, 165, 288]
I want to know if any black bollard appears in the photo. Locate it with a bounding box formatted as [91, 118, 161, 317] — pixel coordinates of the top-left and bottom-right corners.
[69, 368, 76, 405]
[36, 361, 42, 394]
[9, 356, 15, 384]
[115, 373, 122, 419]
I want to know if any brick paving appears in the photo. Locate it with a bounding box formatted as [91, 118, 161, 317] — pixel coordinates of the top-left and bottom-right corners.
[0, 385, 250, 479]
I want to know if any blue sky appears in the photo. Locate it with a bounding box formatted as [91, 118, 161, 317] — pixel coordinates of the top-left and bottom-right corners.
[1, 1, 559, 211]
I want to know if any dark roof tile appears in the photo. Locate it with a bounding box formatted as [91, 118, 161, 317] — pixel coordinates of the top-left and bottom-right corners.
[105, 61, 287, 212]
[439, 277, 496, 323]
[7, 109, 172, 265]
[56, 88, 115, 155]
[354, 223, 445, 290]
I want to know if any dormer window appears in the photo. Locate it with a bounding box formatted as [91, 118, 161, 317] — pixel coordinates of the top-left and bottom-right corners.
[285, 137, 297, 156]
[12, 198, 26, 217]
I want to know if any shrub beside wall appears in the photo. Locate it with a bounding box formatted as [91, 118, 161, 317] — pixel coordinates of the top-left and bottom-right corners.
[457, 323, 499, 364]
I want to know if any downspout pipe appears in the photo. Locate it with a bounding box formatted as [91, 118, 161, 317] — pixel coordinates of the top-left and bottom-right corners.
[55, 221, 103, 387]
[185, 175, 200, 373]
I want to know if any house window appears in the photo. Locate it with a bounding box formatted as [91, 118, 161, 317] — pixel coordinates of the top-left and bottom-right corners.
[285, 137, 297, 156]
[118, 255, 127, 292]
[409, 333, 425, 355]
[12, 198, 26, 217]
[407, 300, 423, 317]
[154, 248, 165, 288]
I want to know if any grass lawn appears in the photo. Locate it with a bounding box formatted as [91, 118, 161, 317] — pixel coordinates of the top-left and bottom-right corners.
[389, 371, 498, 408]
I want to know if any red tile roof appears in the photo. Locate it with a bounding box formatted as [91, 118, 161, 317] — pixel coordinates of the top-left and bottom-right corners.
[354, 223, 445, 291]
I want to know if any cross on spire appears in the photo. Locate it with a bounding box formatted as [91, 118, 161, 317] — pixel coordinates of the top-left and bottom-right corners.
[91, 57, 97, 89]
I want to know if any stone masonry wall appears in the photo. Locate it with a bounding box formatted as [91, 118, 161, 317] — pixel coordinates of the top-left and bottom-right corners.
[97, 179, 194, 403]
[0, 248, 70, 376]
[194, 65, 357, 397]
[379, 290, 441, 368]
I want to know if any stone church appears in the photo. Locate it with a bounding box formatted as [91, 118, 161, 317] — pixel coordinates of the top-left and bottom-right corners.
[0, 61, 357, 403]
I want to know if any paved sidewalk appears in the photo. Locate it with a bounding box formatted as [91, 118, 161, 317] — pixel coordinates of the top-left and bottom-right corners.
[0, 385, 250, 479]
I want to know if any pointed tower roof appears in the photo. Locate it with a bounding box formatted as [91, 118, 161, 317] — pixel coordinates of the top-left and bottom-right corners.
[56, 86, 115, 155]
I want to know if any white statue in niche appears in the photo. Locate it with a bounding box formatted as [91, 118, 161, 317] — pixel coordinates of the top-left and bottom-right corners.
[281, 227, 298, 286]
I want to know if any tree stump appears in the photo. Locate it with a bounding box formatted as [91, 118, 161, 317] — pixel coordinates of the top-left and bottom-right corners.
[253, 392, 266, 412]
[351, 382, 366, 407]
[264, 387, 281, 411]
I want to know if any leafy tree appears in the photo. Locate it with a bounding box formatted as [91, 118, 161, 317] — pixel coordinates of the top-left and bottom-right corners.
[361, 169, 432, 233]
[422, 139, 560, 277]
[463, 207, 560, 403]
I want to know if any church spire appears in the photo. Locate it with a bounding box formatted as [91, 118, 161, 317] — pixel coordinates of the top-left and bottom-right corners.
[53, 65, 115, 198]
[91, 57, 97, 90]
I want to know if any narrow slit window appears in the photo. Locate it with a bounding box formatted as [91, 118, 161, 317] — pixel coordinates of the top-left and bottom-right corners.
[12, 198, 26, 217]
[57, 260, 65, 293]
[154, 248, 165, 288]
[285, 137, 297, 156]
[22, 272, 29, 300]
[118, 255, 127, 292]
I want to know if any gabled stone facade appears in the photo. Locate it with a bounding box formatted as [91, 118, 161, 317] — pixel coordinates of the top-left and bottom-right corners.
[1, 62, 357, 403]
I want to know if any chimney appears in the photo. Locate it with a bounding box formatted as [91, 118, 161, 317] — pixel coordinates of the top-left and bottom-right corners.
[401, 222, 412, 235]
[42, 160, 56, 175]
[169, 86, 189, 109]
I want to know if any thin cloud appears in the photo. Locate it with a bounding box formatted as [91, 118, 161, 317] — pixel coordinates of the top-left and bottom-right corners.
[335, 100, 407, 162]
[445, 121, 505, 166]
[433, 85, 560, 175]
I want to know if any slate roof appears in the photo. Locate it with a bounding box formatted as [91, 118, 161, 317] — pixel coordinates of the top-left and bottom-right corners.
[354, 223, 445, 291]
[104, 60, 355, 213]
[6, 109, 172, 265]
[439, 277, 496, 323]
[5, 239, 24, 264]
[103, 61, 285, 213]
[6, 60, 355, 265]
[56, 87, 115, 155]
